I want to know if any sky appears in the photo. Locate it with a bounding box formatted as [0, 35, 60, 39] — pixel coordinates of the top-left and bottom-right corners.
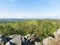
[0, 0, 60, 19]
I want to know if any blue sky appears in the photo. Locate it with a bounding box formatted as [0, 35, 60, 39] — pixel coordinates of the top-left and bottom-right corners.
[0, 0, 60, 19]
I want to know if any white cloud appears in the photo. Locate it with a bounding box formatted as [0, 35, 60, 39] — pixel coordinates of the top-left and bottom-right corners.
[0, 12, 60, 19]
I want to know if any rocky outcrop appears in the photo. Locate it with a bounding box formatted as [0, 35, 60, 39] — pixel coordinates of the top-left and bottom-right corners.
[22, 34, 40, 45]
[54, 28, 60, 41]
[5, 35, 22, 45]
[5, 34, 41, 45]
[42, 28, 60, 45]
[0, 34, 7, 45]
[43, 37, 55, 45]
[1, 28, 60, 45]
[54, 28, 60, 45]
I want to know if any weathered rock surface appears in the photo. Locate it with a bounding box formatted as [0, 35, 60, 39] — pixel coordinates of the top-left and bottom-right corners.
[43, 37, 55, 45]
[9, 34, 20, 39]
[5, 35, 22, 45]
[23, 34, 40, 45]
[24, 34, 40, 43]
[54, 28, 60, 45]
[35, 42, 41, 45]
[30, 34, 40, 42]
[54, 28, 60, 41]
[24, 34, 31, 40]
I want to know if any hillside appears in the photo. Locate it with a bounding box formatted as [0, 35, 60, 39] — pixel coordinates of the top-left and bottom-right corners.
[0, 19, 60, 41]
